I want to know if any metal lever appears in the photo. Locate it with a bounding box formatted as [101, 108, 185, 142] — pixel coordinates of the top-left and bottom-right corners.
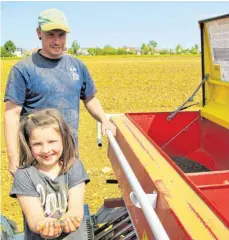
[167, 74, 209, 121]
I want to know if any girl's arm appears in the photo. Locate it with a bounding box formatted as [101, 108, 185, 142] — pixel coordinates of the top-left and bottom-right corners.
[17, 195, 62, 238]
[11, 169, 62, 237]
[67, 182, 86, 219]
[59, 158, 89, 233]
[65, 159, 89, 220]
[17, 195, 47, 233]
[60, 182, 85, 233]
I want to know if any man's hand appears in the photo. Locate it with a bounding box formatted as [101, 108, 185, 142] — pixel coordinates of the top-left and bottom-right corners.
[36, 218, 62, 239]
[8, 160, 18, 176]
[101, 120, 116, 136]
[83, 96, 117, 137]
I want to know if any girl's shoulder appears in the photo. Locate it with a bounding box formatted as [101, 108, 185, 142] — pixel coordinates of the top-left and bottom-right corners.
[65, 158, 90, 188]
[15, 166, 33, 177]
[14, 166, 40, 182]
[10, 166, 41, 198]
[65, 158, 80, 174]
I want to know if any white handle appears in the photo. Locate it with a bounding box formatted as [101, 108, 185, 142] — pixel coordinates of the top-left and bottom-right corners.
[106, 129, 170, 240]
[97, 121, 102, 147]
[96, 113, 123, 147]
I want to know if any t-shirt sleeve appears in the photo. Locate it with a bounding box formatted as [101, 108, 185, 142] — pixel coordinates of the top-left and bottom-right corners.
[4, 65, 26, 105]
[68, 159, 90, 189]
[79, 61, 97, 100]
[10, 168, 39, 198]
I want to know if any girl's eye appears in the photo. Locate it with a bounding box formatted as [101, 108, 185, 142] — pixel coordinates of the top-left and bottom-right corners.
[32, 143, 41, 146]
[50, 140, 57, 143]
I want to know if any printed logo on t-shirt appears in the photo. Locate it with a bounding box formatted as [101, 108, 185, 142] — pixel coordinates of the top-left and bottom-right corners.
[69, 67, 79, 81]
[36, 183, 68, 218]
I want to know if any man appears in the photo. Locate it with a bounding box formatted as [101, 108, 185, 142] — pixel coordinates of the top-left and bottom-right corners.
[4, 8, 115, 176]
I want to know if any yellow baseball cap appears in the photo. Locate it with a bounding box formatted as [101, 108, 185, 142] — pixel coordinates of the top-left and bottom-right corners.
[38, 8, 70, 33]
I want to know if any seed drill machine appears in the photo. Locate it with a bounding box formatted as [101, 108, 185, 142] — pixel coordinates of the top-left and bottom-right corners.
[1, 13, 229, 240]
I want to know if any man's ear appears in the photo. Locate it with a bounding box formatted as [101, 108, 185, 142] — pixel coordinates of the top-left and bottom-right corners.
[36, 27, 42, 40]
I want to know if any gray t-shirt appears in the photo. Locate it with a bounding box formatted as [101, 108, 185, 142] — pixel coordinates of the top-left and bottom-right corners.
[4, 51, 97, 147]
[10, 159, 90, 240]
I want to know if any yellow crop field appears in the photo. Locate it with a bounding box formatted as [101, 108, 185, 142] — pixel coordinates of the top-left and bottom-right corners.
[1, 55, 201, 231]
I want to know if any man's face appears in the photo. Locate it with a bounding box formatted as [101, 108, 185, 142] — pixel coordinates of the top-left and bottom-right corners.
[37, 28, 67, 59]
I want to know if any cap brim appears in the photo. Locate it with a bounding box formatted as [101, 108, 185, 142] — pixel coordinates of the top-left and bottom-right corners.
[40, 23, 70, 33]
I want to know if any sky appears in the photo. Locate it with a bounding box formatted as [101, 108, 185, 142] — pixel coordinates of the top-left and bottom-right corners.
[1, 1, 229, 50]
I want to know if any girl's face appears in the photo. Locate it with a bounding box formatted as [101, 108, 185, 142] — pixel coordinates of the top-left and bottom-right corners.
[29, 125, 63, 171]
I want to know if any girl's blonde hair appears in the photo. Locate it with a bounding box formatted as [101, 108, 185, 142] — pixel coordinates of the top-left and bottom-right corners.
[19, 108, 76, 173]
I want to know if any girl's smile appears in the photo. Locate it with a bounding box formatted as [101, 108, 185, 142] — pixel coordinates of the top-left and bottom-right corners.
[43, 154, 54, 160]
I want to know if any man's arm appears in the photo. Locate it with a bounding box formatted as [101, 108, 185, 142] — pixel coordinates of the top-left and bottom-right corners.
[4, 101, 22, 176]
[83, 96, 116, 136]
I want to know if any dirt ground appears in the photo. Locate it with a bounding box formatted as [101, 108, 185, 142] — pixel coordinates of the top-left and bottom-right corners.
[1, 55, 201, 231]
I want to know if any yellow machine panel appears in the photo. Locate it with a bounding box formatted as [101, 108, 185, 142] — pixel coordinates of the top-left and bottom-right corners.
[199, 15, 229, 129]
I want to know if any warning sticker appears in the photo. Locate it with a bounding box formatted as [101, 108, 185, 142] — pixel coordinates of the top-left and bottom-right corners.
[207, 17, 229, 81]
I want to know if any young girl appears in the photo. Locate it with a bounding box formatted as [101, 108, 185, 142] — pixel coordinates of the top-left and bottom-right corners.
[10, 108, 90, 239]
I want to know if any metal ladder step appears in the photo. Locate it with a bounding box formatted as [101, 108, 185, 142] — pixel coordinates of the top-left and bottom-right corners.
[94, 210, 137, 240]
[110, 222, 134, 240]
[121, 230, 137, 240]
[94, 210, 128, 236]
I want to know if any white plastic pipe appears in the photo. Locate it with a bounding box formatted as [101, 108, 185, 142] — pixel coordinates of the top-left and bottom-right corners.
[97, 114, 123, 147]
[106, 129, 170, 240]
[97, 121, 102, 147]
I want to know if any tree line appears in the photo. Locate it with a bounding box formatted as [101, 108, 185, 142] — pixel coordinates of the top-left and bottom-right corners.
[68, 40, 200, 56]
[1, 39, 200, 57]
